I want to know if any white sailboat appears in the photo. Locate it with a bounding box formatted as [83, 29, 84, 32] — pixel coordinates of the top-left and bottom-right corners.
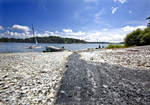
[28, 25, 41, 49]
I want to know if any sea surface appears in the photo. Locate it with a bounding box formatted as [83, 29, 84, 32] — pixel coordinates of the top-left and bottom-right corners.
[0, 42, 109, 53]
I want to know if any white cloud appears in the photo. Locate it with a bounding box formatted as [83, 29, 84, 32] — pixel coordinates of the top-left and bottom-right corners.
[48, 29, 126, 42]
[62, 29, 73, 33]
[81, 30, 127, 42]
[59, 25, 146, 42]
[64, 31, 85, 36]
[102, 28, 109, 31]
[1, 25, 147, 43]
[0, 25, 30, 38]
[114, 0, 126, 4]
[12, 24, 30, 32]
[35, 31, 55, 37]
[95, 10, 104, 18]
[122, 25, 146, 32]
[94, 9, 104, 24]
[3, 30, 55, 38]
[112, 7, 118, 14]
[0, 26, 3, 30]
[129, 10, 132, 14]
[5, 31, 26, 37]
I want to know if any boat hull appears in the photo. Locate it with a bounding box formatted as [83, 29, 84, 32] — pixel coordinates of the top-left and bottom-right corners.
[43, 46, 64, 52]
[27, 45, 41, 49]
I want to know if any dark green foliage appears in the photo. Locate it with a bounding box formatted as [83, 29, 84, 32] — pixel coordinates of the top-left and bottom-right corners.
[140, 27, 150, 45]
[124, 27, 150, 46]
[124, 29, 143, 46]
[141, 33, 150, 44]
[0, 36, 86, 44]
[146, 16, 150, 20]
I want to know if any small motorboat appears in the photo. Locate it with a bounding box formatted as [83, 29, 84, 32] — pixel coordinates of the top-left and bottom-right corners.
[43, 46, 64, 52]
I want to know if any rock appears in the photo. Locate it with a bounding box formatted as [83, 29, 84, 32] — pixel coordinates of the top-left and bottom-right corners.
[103, 84, 108, 88]
[0, 102, 4, 105]
[60, 90, 67, 95]
[90, 57, 93, 60]
[65, 65, 68, 68]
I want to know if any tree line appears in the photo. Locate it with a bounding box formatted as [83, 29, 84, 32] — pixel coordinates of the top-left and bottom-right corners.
[0, 36, 86, 44]
[124, 16, 150, 47]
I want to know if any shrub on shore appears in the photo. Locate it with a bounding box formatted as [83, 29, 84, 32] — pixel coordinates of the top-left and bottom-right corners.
[124, 29, 143, 46]
[106, 44, 126, 49]
[140, 28, 150, 45]
[124, 27, 150, 47]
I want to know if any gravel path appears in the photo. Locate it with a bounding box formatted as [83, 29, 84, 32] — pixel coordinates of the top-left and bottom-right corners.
[55, 46, 150, 105]
[0, 52, 72, 105]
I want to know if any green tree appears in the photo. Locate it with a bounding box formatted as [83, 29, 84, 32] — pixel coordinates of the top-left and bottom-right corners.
[124, 29, 143, 46]
[140, 27, 150, 45]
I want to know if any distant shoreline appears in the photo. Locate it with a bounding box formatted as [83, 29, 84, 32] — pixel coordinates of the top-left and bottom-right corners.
[0, 36, 123, 44]
[0, 41, 122, 44]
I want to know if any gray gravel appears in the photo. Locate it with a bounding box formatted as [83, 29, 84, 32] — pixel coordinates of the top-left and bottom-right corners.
[0, 52, 72, 105]
[55, 46, 150, 105]
[80, 45, 150, 70]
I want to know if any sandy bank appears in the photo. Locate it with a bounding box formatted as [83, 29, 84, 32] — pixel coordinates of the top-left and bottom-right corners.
[0, 51, 72, 105]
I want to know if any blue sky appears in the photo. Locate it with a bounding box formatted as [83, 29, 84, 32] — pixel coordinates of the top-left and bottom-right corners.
[0, 0, 150, 42]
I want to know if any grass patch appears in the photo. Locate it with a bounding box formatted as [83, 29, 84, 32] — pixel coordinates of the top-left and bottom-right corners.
[106, 44, 126, 49]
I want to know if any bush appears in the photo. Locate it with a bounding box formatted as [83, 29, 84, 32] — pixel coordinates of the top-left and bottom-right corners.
[140, 27, 150, 45]
[141, 32, 150, 45]
[106, 44, 126, 49]
[124, 27, 150, 47]
[124, 29, 143, 47]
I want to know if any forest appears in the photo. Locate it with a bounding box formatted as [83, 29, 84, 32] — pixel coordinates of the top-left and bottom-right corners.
[0, 36, 86, 44]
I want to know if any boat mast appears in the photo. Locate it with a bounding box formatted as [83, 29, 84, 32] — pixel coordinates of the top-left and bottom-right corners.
[32, 24, 38, 44]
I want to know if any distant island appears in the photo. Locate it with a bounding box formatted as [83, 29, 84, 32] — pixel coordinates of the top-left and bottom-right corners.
[0, 36, 121, 44]
[0, 36, 86, 44]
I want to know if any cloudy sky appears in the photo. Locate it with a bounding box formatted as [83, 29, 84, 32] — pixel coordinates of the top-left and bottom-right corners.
[0, 0, 150, 42]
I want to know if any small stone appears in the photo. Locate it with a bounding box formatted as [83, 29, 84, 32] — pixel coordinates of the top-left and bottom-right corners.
[0, 102, 4, 105]
[136, 98, 141, 102]
[75, 86, 81, 90]
[65, 65, 68, 67]
[103, 85, 108, 88]
[3, 75, 8, 78]
[90, 57, 93, 60]
[48, 93, 55, 98]
[40, 71, 47, 73]
[60, 90, 67, 96]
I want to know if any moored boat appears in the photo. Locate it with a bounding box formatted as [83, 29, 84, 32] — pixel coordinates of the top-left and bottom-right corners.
[43, 46, 64, 52]
[27, 24, 41, 49]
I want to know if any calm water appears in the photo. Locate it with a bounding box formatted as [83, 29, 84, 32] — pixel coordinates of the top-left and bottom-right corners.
[0, 42, 109, 53]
